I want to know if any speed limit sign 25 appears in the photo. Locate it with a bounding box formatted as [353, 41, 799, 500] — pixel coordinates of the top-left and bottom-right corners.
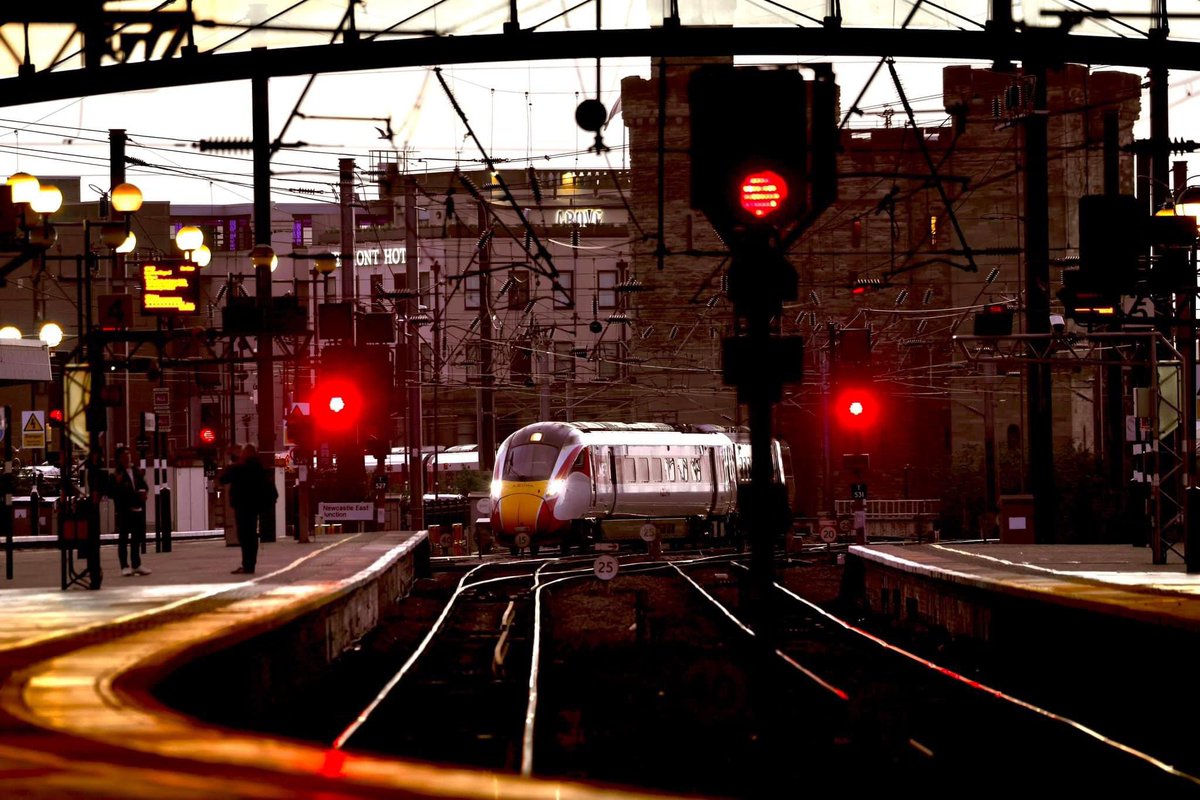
[593, 554, 619, 581]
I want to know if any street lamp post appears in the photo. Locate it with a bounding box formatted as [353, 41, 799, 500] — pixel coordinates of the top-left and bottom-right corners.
[82, 181, 144, 587]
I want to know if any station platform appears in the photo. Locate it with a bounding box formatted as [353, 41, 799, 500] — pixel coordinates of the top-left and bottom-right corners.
[847, 540, 1200, 640]
[0, 532, 666, 800]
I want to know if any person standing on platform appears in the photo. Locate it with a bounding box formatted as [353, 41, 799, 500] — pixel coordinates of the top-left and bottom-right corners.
[111, 446, 151, 577]
[219, 444, 272, 575]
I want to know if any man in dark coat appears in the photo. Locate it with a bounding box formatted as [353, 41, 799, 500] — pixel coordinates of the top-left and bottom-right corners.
[219, 444, 275, 574]
[111, 446, 150, 576]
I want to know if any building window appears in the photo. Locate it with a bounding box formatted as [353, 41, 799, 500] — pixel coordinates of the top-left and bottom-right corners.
[464, 341, 480, 380]
[419, 342, 434, 383]
[597, 270, 619, 309]
[552, 341, 576, 381]
[293, 215, 313, 247]
[595, 341, 625, 381]
[465, 273, 481, 310]
[511, 338, 533, 385]
[227, 217, 251, 251]
[173, 217, 251, 252]
[507, 270, 529, 310]
[553, 271, 574, 309]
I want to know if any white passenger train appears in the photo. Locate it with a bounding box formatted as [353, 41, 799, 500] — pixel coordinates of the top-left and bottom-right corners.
[489, 421, 790, 555]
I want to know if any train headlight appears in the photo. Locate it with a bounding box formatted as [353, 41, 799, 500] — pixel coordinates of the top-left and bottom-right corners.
[490, 479, 502, 500]
[545, 479, 565, 498]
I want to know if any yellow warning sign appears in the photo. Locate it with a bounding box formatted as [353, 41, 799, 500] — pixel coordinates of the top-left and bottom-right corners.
[21, 411, 45, 449]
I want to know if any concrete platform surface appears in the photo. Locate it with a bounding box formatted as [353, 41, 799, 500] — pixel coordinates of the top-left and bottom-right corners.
[851, 541, 1200, 632]
[0, 534, 671, 800]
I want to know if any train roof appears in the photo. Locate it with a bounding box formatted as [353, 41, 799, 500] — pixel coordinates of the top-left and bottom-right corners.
[502, 421, 739, 448]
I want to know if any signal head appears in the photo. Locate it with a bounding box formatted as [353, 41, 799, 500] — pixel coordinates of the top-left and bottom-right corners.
[835, 385, 879, 430]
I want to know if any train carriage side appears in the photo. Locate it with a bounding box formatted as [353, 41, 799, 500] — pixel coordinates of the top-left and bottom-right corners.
[578, 429, 737, 544]
[489, 421, 782, 554]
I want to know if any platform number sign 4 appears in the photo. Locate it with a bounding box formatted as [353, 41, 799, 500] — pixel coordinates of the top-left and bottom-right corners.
[593, 554, 619, 581]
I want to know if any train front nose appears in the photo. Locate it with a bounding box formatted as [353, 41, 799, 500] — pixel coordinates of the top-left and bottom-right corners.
[496, 485, 545, 535]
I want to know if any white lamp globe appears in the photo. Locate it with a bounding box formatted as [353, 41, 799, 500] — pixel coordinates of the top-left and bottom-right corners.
[38, 322, 63, 348]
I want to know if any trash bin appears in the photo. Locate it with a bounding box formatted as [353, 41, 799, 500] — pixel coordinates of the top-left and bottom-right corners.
[999, 494, 1035, 544]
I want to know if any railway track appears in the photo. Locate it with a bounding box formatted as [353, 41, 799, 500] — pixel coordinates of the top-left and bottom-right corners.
[674, 558, 1200, 794]
[325, 547, 1200, 796]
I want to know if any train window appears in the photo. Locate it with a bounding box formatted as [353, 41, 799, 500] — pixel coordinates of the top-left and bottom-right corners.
[619, 457, 635, 482]
[636, 458, 649, 482]
[573, 450, 585, 468]
[678, 458, 688, 482]
[665, 458, 676, 482]
[650, 458, 663, 482]
[692, 458, 702, 481]
[501, 443, 559, 481]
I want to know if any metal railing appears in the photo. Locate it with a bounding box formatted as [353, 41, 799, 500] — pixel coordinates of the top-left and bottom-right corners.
[832, 499, 940, 518]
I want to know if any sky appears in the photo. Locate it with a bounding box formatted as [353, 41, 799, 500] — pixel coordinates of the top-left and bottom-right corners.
[0, 2, 1199, 207]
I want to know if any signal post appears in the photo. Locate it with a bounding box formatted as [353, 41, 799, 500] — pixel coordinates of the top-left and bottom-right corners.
[689, 64, 837, 631]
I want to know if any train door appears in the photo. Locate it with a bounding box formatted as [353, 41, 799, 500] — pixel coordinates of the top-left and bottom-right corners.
[706, 447, 721, 514]
[591, 445, 615, 515]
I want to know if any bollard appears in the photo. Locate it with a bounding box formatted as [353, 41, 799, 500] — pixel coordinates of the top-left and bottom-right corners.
[159, 485, 173, 552]
[30, 485, 40, 538]
[429, 523, 441, 554]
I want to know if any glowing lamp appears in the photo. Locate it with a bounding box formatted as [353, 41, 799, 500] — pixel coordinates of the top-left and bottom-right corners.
[176, 225, 204, 252]
[7, 172, 39, 204]
[314, 252, 337, 275]
[38, 322, 63, 348]
[250, 244, 276, 269]
[110, 182, 143, 213]
[30, 185, 62, 215]
[739, 169, 788, 219]
[1177, 186, 1200, 221]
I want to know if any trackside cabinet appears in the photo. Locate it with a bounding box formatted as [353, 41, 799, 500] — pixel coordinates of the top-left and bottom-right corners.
[999, 494, 1035, 544]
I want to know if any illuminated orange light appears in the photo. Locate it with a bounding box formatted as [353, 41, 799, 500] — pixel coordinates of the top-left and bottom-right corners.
[739, 169, 788, 218]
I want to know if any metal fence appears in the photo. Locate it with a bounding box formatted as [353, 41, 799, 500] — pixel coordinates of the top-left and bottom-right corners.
[832, 499, 940, 518]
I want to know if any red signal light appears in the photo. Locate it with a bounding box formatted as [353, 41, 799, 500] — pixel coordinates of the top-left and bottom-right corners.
[198, 427, 217, 445]
[739, 169, 788, 218]
[48, 408, 65, 425]
[835, 386, 879, 430]
[313, 375, 363, 435]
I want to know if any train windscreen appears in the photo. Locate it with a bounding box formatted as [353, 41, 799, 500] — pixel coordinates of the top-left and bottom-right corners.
[501, 443, 560, 481]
